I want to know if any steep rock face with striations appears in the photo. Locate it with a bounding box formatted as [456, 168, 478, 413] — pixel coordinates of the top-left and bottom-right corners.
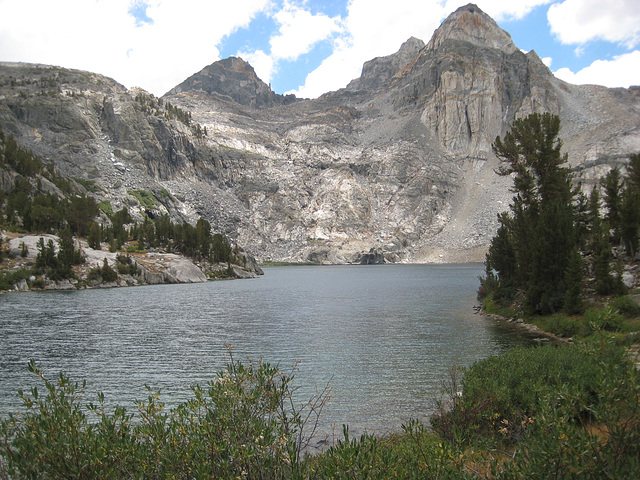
[1, 4, 639, 263]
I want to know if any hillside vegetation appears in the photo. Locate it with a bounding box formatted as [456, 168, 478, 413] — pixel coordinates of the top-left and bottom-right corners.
[1, 335, 638, 478]
[479, 113, 640, 343]
[0, 128, 261, 291]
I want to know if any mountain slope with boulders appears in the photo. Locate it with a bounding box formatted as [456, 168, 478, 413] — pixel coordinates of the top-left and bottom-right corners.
[1, 3, 639, 264]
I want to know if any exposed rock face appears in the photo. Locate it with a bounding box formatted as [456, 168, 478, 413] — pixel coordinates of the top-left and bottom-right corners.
[1, 4, 639, 264]
[166, 57, 299, 108]
[3, 233, 259, 290]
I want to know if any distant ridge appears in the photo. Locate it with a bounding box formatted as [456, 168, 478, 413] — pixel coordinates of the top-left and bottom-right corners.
[1, 3, 639, 264]
[165, 56, 299, 108]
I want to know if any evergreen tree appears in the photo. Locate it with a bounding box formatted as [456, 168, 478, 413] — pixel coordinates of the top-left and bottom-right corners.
[35, 238, 57, 274]
[602, 167, 622, 243]
[626, 153, 640, 190]
[593, 220, 614, 295]
[620, 185, 640, 256]
[66, 195, 99, 237]
[100, 258, 118, 283]
[563, 245, 583, 314]
[587, 186, 615, 294]
[484, 219, 516, 300]
[212, 233, 232, 264]
[196, 218, 212, 260]
[573, 189, 590, 250]
[88, 222, 102, 250]
[55, 228, 76, 279]
[488, 113, 579, 314]
[587, 185, 601, 244]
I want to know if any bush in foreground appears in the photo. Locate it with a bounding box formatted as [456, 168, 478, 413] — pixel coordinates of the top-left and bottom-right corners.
[0, 354, 329, 479]
[1, 337, 639, 478]
[432, 335, 640, 477]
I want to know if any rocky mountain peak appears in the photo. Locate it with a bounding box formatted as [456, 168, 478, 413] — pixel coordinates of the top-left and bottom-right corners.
[427, 3, 517, 54]
[1, 5, 638, 266]
[165, 56, 298, 108]
[347, 36, 425, 91]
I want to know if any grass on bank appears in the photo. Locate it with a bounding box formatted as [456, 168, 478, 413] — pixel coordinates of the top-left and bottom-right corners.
[1, 329, 639, 479]
[482, 287, 640, 345]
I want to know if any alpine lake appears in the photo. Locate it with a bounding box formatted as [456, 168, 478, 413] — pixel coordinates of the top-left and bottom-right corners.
[0, 264, 532, 442]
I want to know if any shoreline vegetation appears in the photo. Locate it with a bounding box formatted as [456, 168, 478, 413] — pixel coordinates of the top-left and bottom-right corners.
[0, 125, 263, 293]
[0, 230, 263, 293]
[1, 332, 639, 478]
[2, 111, 640, 475]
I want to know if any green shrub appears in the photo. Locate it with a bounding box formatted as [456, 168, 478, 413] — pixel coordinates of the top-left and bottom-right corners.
[496, 339, 640, 479]
[98, 200, 114, 217]
[100, 258, 117, 283]
[610, 295, 640, 319]
[0, 355, 330, 480]
[432, 340, 629, 447]
[542, 313, 583, 338]
[311, 422, 467, 480]
[128, 189, 156, 209]
[584, 306, 624, 333]
[87, 266, 101, 281]
[0, 267, 34, 290]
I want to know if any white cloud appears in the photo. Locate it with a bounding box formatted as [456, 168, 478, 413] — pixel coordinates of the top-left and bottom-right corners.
[445, 0, 553, 21]
[269, 2, 341, 61]
[234, 1, 341, 87]
[290, 0, 557, 98]
[541, 56, 552, 67]
[237, 49, 275, 85]
[2, 0, 637, 99]
[0, 0, 272, 96]
[548, 0, 640, 47]
[553, 50, 640, 88]
[289, 0, 447, 97]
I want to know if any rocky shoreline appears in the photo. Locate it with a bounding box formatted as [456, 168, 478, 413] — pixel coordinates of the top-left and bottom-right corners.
[1, 232, 263, 293]
[481, 311, 571, 344]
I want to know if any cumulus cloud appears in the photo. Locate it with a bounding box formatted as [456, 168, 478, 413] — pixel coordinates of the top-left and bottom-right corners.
[1, 0, 638, 99]
[445, 0, 553, 21]
[270, 2, 341, 61]
[0, 0, 271, 96]
[554, 50, 640, 88]
[290, 0, 556, 98]
[290, 0, 447, 97]
[237, 49, 275, 85]
[234, 1, 341, 87]
[548, 0, 640, 47]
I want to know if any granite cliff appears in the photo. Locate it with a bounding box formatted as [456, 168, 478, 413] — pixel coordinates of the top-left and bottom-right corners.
[1, 4, 639, 263]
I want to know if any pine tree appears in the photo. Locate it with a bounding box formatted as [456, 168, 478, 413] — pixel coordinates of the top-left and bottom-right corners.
[602, 167, 622, 243]
[55, 228, 75, 279]
[563, 245, 583, 314]
[626, 153, 640, 190]
[488, 113, 580, 314]
[588, 186, 615, 294]
[620, 185, 640, 256]
[196, 217, 212, 260]
[100, 258, 117, 283]
[88, 222, 102, 250]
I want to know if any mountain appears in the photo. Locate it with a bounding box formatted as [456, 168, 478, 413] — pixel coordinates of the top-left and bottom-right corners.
[165, 56, 299, 108]
[1, 4, 639, 264]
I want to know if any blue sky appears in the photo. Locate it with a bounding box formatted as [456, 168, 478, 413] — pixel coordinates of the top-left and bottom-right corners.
[0, 0, 638, 98]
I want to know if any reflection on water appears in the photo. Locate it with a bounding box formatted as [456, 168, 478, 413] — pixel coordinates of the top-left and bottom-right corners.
[0, 264, 528, 436]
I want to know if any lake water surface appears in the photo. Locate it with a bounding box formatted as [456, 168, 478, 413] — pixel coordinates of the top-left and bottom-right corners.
[0, 264, 528, 438]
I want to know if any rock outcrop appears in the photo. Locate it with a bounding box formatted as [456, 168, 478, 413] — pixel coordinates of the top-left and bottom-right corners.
[3, 233, 260, 291]
[1, 4, 639, 264]
[166, 56, 299, 108]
